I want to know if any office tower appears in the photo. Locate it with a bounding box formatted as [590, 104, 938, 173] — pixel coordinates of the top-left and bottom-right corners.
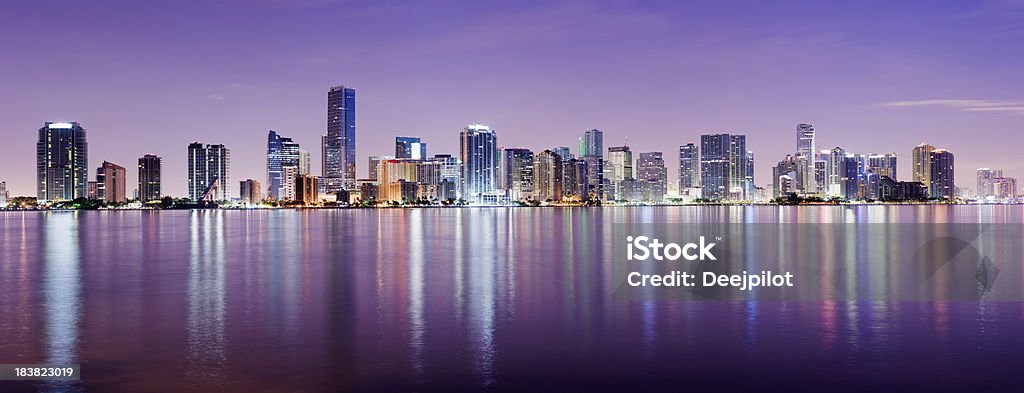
[281, 166, 298, 200]
[699, 134, 749, 201]
[138, 154, 162, 202]
[842, 154, 866, 199]
[95, 161, 127, 203]
[826, 147, 846, 197]
[814, 151, 829, 194]
[745, 151, 755, 198]
[395, 137, 427, 159]
[239, 179, 262, 205]
[534, 150, 563, 202]
[267, 130, 301, 200]
[912, 143, 934, 186]
[637, 152, 667, 202]
[796, 123, 817, 193]
[993, 175, 1018, 199]
[295, 174, 319, 205]
[323, 85, 356, 192]
[578, 129, 603, 158]
[432, 154, 461, 201]
[581, 156, 604, 200]
[377, 159, 420, 202]
[187, 142, 231, 202]
[0, 181, 8, 205]
[498, 148, 534, 201]
[562, 158, 588, 201]
[929, 149, 954, 199]
[459, 124, 498, 203]
[606, 145, 633, 200]
[299, 149, 311, 175]
[772, 154, 809, 197]
[36, 122, 88, 201]
[368, 155, 394, 181]
[867, 153, 897, 180]
[977, 168, 995, 199]
[553, 146, 573, 161]
[678, 143, 699, 190]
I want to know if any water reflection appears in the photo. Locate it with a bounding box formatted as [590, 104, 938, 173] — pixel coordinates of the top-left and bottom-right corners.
[42, 212, 82, 392]
[186, 211, 227, 387]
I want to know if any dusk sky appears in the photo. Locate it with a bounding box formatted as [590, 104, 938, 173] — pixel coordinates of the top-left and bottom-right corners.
[3, 0, 1023, 197]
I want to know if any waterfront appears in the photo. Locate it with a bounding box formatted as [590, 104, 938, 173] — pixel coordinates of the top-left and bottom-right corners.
[2, 206, 1024, 392]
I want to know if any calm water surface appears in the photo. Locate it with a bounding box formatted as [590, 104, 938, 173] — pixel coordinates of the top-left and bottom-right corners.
[2, 206, 1024, 392]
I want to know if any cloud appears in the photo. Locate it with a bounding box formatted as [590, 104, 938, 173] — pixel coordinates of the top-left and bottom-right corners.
[882, 99, 1024, 115]
[203, 94, 226, 100]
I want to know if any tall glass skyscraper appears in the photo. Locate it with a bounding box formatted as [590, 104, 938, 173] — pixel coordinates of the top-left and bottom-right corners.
[324, 85, 356, 191]
[912, 143, 934, 186]
[37, 121, 88, 202]
[578, 129, 603, 158]
[678, 143, 699, 189]
[395, 136, 427, 159]
[459, 124, 498, 203]
[796, 123, 817, 194]
[929, 149, 955, 199]
[700, 133, 749, 201]
[637, 152, 667, 201]
[606, 145, 633, 200]
[267, 130, 301, 200]
[498, 148, 534, 201]
[188, 142, 231, 202]
[138, 154, 162, 202]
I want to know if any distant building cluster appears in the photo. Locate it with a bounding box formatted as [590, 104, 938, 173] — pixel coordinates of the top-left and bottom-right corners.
[15, 85, 1023, 208]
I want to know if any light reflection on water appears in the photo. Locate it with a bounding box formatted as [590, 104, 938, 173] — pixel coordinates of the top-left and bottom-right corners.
[0, 206, 1022, 391]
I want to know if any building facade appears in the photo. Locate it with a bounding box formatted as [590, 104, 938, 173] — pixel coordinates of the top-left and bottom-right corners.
[37, 122, 88, 202]
[323, 85, 356, 192]
[96, 161, 127, 203]
[459, 124, 498, 203]
[188, 142, 231, 202]
[395, 137, 427, 159]
[700, 133, 750, 201]
[138, 154, 161, 202]
[267, 130, 301, 200]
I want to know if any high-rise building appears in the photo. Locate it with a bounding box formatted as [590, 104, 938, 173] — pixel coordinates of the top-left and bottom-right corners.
[239, 179, 262, 205]
[138, 154, 161, 202]
[678, 143, 699, 190]
[581, 155, 604, 200]
[637, 152, 667, 202]
[368, 155, 394, 181]
[395, 136, 427, 160]
[993, 175, 1018, 199]
[36, 122, 88, 202]
[796, 123, 817, 194]
[977, 168, 995, 199]
[187, 142, 231, 202]
[912, 143, 934, 186]
[929, 149, 955, 199]
[431, 154, 461, 201]
[553, 146, 573, 161]
[700, 134, 749, 201]
[295, 174, 319, 205]
[299, 149, 311, 175]
[0, 181, 8, 206]
[533, 150, 563, 202]
[606, 145, 633, 200]
[96, 161, 127, 203]
[281, 166, 299, 200]
[867, 153, 897, 180]
[562, 158, 588, 201]
[772, 154, 809, 197]
[267, 130, 301, 200]
[323, 85, 356, 191]
[498, 148, 534, 201]
[459, 124, 498, 203]
[578, 129, 603, 158]
[826, 147, 846, 197]
[814, 150, 829, 195]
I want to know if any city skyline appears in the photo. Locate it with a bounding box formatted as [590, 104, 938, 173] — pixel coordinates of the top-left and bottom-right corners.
[3, 1, 1024, 196]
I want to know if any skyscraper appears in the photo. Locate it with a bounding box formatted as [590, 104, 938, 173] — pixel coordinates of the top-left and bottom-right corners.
[533, 150, 563, 202]
[562, 158, 588, 201]
[578, 129, 603, 158]
[459, 124, 498, 203]
[912, 143, 934, 186]
[826, 147, 846, 197]
[867, 153, 898, 180]
[36, 121, 88, 201]
[368, 155, 394, 181]
[678, 143, 699, 190]
[929, 149, 955, 199]
[606, 145, 633, 200]
[396, 137, 427, 159]
[138, 154, 162, 202]
[96, 161, 127, 203]
[0, 181, 8, 206]
[498, 148, 534, 201]
[188, 142, 231, 202]
[796, 123, 817, 194]
[637, 152, 667, 202]
[700, 133, 749, 201]
[977, 168, 995, 199]
[324, 85, 356, 191]
[553, 146, 573, 161]
[267, 130, 301, 200]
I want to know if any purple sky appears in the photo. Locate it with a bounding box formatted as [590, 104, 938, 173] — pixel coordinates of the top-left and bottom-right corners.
[3, 0, 1024, 197]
